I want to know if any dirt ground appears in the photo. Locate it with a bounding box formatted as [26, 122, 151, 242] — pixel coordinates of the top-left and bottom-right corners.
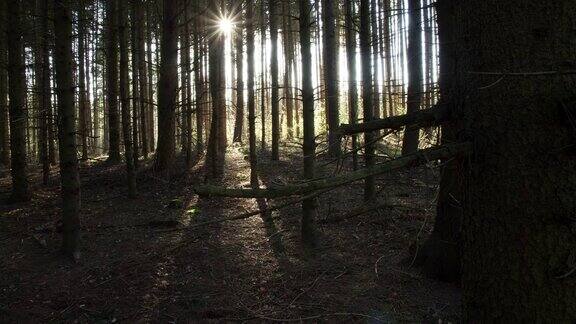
[0, 145, 460, 323]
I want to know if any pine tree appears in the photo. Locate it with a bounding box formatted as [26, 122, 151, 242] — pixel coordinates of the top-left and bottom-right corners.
[54, 0, 81, 258]
[7, 0, 30, 202]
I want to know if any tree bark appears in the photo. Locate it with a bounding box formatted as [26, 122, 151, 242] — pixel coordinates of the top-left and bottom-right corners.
[7, 0, 30, 202]
[452, 0, 576, 321]
[54, 0, 81, 258]
[193, 4, 204, 154]
[401, 0, 423, 154]
[78, 0, 89, 161]
[119, 0, 137, 197]
[35, 0, 51, 185]
[345, 0, 358, 170]
[360, 0, 375, 202]
[270, 0, 280, 160]
[105, 0, 121, 163]
[0, 0, 9, 167]
[205, 0, 226, 180]
[130, 0, 140, 169]
[233, 17, 244, 144]
[299, 0, 317, 247]
[322, 0, 341, 158]
[246, 1, 258, 187]
[154, 0, 178, 171]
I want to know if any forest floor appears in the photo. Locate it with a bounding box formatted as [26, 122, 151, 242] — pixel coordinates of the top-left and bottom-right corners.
[0, 143, 460, 323]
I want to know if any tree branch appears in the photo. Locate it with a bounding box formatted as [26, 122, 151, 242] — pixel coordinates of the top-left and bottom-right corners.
[194, 142, 472, 199]
[337, 104, 449, 136]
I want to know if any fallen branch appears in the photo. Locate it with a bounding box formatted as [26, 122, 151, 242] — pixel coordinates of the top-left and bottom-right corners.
[195, 142, 472, 199]
[337, 104, 449, 136]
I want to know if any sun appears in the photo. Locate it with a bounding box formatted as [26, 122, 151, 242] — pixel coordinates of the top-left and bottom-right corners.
[218, 18, 234, 34]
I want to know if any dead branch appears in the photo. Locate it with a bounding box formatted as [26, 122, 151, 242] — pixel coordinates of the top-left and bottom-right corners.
[337, 104, 449, 136]
[195, 142, 472, 199]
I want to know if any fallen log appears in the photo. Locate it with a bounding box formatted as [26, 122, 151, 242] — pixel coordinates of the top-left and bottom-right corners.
[337, 104, 449, 136]
[194, 142, 472, 199]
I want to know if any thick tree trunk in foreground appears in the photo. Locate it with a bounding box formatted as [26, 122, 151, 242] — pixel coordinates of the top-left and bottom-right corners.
[7, 0, 30, 202]
[359, 0, 375, 202]
[401, 0, 423, 154]
[119, 0, 136, 197]
[129, 1, 140, 169]
[454, 0, 576, 321]
[322, 0, 341, 158]
[246, 3, 258, 187]
[54, 0, 81, 258]
[299, 0, 317, 247]
[0, 1, 9, 167]
[105, 0, 121, 163]
[154, 0, 178, 171]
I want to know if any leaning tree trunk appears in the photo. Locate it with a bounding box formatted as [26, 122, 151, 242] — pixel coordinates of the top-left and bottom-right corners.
[7, 0, 30, 202]
[359, 0, 375, 202]
[401, 0, 423, 154]
[119, 0, 137, 197]
[452, 0, 576, 321]
[154, 0, 178, 171]
[322, 0, 341, 158]
[105, 0, 121, 163]
[54, 0, 81, 258]
[299, 0, 317, 247]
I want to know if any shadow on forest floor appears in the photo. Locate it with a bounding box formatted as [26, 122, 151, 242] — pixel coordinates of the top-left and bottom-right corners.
[0, 144, 460, 322]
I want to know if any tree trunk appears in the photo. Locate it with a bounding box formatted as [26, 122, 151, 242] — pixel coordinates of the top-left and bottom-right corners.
[360, 0, 375, 202]
[105, 0, 121, 163]
[0, 0, 9, 167]
[281, 0, 294, 140]
[345, 0, 358, 170]
[322, 0, 341, 158]
[119, 0, 137, 197]
[7, 0, 30, 202]
[369, 0, 380, 120]
[452, 0, 576, 321]
[146, 3, 155, 153]
[269, 0, 280, 160]
[35, 0, 51, 185]
[246, 1, 258, 187]
[193, 5, 204, 154]
[205, 0, 226, 180]
[182, 2, 193, 167]
[299, 0, 317, 247]
[233, 17, 244, 144]
[130, 1, 140, 169]
[154, 0, 178, 171]
[78, 0, 89, 161]
[54, 0, 81, 259]
[401, 0, 423, 154]
[410, 0, 463, 283]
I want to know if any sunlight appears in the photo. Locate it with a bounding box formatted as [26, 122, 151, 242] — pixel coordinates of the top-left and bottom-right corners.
[218, 18, 234, 34]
